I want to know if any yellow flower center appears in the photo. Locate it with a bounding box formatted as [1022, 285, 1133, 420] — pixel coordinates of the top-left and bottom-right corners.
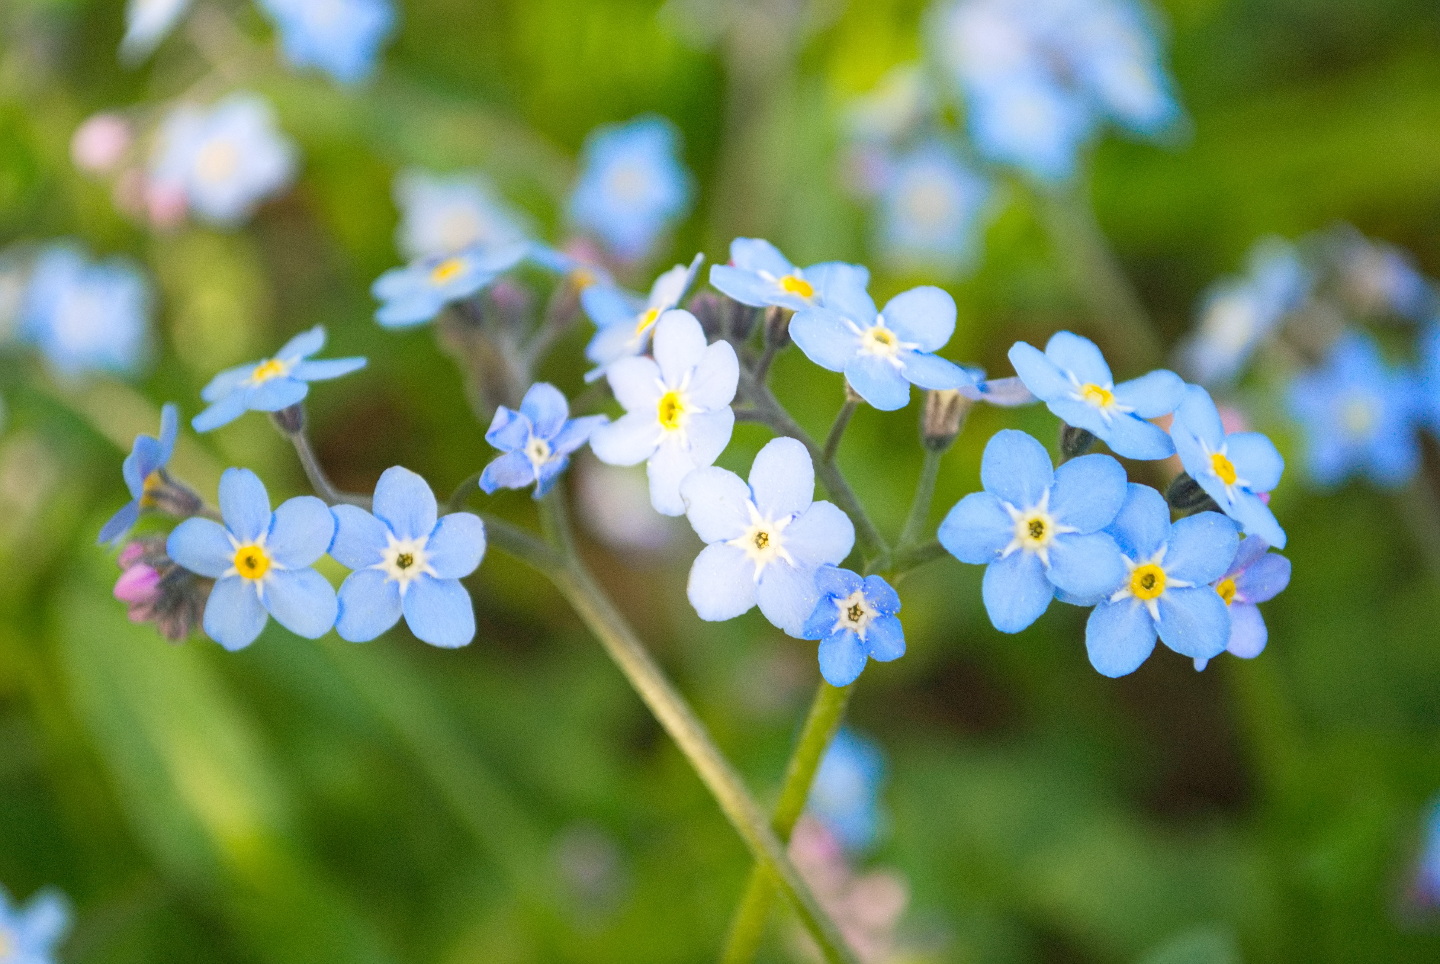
[861, 324, 900, 357]
[139, 469, 165, 508]
[1014, 511, 1053, 552]
[233, 544, 271, 581]
[395, 552, 414, 570]
[197, 140, 238, 183]
[429, 257, 467, 285]
[571, 268, 598, 291]
[753, 530, 770, 549]
[1215, 577, 1237, 606]
[846, 601, 865, 624]
[1129, 563, 1166, 601]
[778, 274, 814, 299]
[1210, 452, 1238, 486]
[1080, 383, 1115, 408]
[657, 390, 686, 431]
[250, 357, 290, 384]
[634, 307, 661, 337]
[1341, 395, 1376, 437]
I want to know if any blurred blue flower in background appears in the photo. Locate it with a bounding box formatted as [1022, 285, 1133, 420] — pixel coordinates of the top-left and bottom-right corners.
[149, 93, 297, 227]
[939, 429, 1128, 633]
[1333, 227, 1437, 323]
[1410, 797, 1440, 911]
[121, 0, 194, 61]
[167, 468, 337, 650]
[1010, 331, 1184, 459]
[257, 0, 397, 84]
[332, 467, 485, 648]
[582, 254, 702, 376]
[18, 243, 150, 378]
[709, 238, 869, 313]
[0, 884, 70, 964]
[1086, 484, 1238, 677]
[99, 403, 179, 545]
[680, 437, 855, 636]
[875, 140, 992, 274]
[590, 310, 738, 516]
[1287, 331, 1422, 489]
[1171, 385, 1287, 548]
[1195, 535, 1291, 670]
[192, 326, 366, 432]
[569, 115, 693, 261]
[481, 383, 607, 499]
[807, 728, 885, 852]
[790, 277, 973, 410]
[800, 567, 905, 687]
[393, 168, 531, 261]
[372, 244, 527, 328]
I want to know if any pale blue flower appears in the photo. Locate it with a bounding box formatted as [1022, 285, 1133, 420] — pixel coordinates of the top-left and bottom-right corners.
[393, 168, 531, 261]
[581, 254, 702, 376]
[372, 244, 528, 328]
[18, 244, 150, 378]
[569, 115, 693, 261]
[332, 467, 485, 648]
[1009, 330, 1184, 459]
[481, 383, 607, 499]
[1412, 796, 1440, 910]
[99, 403, 179, 545]
[807, 728, 885, 852]
[1334, 227, 1436, 323]
[790, 275, 974, 411]
[875, 141, 992, 274]
[167, 468, 337, 650]
[680, 437, 855, 636]
[1171, 384, 1287, 548]
[1085, 483, 1238, 677]
[192, 326, 365, 432]
[800, 567, 905, 687]
[589, 310, 738, 515]
[257, 0, 396, 84]
[966, 71, 1095, 182]
[709, 238, 869, 313]
[149, 93, 297, 227]
[0, 884, 70, 964]
[121, 0, 194, 60]
[938, 429, 1128, 633]
[1194, 535, 1290, 671]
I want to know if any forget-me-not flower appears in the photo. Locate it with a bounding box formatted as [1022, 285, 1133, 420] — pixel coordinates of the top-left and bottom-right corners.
[167, 468, 337, 650]
[149, 93, 297, 227]
[99, 403, 180, 545]
[800, 566, 905, 687]
[1195, 535, 1290, 670]
[807, 728, 885, 853]
[331, 467, 485, 648]
[18, 244, 150, 377]
[581, 254, 702, 376]
[1009, 331, 1184, 459]
[480, 383, 607, 499]
[589, 310, 738, 516]
[393, 168, 531, 261]
[1171, 384, 1286, 548]
[789, 274, 974, 411]
[257, 0, 397, 84]
[569, 115, 692, 261]
[1288, 331, 1421, 489]
[372, 243, 527, 328]
[680, 437, 855, 636]
[939, 429, 1128, 633]
[0, 884, 70, 964]
[1085, 483, 1238, 676]
[192, 326, 365, 432]
[709, 238, 869, 313]
[121, 0, 194, 60]
[875, 140, 991, 274]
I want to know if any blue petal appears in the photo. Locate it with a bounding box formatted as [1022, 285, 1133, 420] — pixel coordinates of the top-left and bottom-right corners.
[844, 355, 911, 411]
[815, 270, 877, 324]
[551, 414, 608, 457]
[247, 377, 310, 412]
[687, 543, 758, 621]
[1106, 483, 1168, 560]
[485, 406, 531, 452]
[1045, 331, 1112, 384]
[201, 362, 259, 403]
[801, 596, 838, 640]
[123, 436, 161, 496]
[479, 451, 537, 493]
[1049, 453, 1127, 532]
[580, 284, 642, 329]
[330, 504, 389, 569]
[646, 442, 696, 516]
[292, 357, 367, 382]
[1226, 432, 1284, 492]
[1230, 491, 1287, 549]
[680, 466, 751, 542]
[790, 308, 860, 373]
[689, 341, 740, 410]
[99, 500, 140, 546]
[748, 436, 813, 520]
[1008, 341, 1070, 401]
[710, 264, 778, 308]
[818, 631, 867, 686]
[653, 310, 710, 386]
[684, 408, 735, 467]
[881, 286, 955, 352]
[219, 468, 272, 543]
[520, 382, 569, 439]
[815, 565, 863, 598]
[862, 574, 901, 614]
[167, 517, 235, 578]
[276, 325, 326, 361]
[982, 550, 1053, 633]
[191, 392, 250, 433]
[13, 888, 70, 948]
[402, 576, 475, 648]
[533, 455, 570, 498]
[938, 491, 1012, 564]
[426, 513, 486, 578]
[901, 352, 973, 390]
[1235, 552, 1290, 604]
[1156, 587, 1229, 660]
[980, 429, 1054, 509]
[758, 560, 824, 637]
[1173, 384, 1225, 449]
[336, 568, 403, 642]
[1097, 413, 1176, 460]
[264, 568, 338, 639]
[1085, 600, 1157, 677]
[157, 402, 180, 461]
[1113, 369, 1185, 419]
[1165, 512, 1239, 585]
[1227, 603, 1268, 659]
[1046, 532, 1125, 599]
[373, 466, 438, 541]
[783, 501, 855, 570]
[728, 237, 792, 276]
[589, 412, 658, 468]
[267, 495, 335, 569]
[204, 576, 269, 651]
[866, 615, 905, 662]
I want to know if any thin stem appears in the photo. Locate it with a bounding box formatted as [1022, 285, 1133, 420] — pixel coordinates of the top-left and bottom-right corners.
[523, 281, 581, 371]
[889, 539, 947, 576]
[445, 469, 486, 514]
[821, 400, 858, 464]
[719, 682, 853, 964]
[898, 449, 944, 550]
[751, 329, 782, 384]
[278, 417, 371, 508]
[480, 512, 564, 572]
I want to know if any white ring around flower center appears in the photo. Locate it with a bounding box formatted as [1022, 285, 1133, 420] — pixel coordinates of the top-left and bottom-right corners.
[1108, 546, 1191, 622]
[830, 588, 876, 640]
[524, 434, 552, 471]
[998, 490, 1074, 567]
[726, 500, 796, 582]
[376, 532, 435, 591]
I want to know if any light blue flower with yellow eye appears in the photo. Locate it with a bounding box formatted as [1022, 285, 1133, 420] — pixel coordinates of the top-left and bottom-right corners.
[581, 254, 703, 377]
[1171, 384, 1287, 549]
[372, 243, 528, 329]
[0, 883, 70, 964]
[1009, 330, 1184, 459]
[569, 115, 693, 262]
[680, 437, 855, 637]
[393, 168, 531, 261]
[807, 728, 885, 853]
[167, 468, 337, 651]
[1196, 535, 1290, 671]
[257, 0, 396, 84]
[800, 567, 905, 687]
[876, 140, 991, 274]
[99, 403, 179, 545]
[939, 429, 1128, 633]
[331, 467, 485, 648]
[709, 238, 869, 313]
[18, 244, 150, 378]
[192, 326, 366, 432]
[589, 310, 738, 516]
[1086, 483, 1238, 677]
[789, 274, 974, 411]
[481, 383, 607, 499]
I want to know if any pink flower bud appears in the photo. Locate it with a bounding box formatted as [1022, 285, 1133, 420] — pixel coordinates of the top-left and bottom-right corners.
[145, 181, 188, 230]
[117, 541, 147, 568]
[114, 564, 161, 604]
[71, 114, 133, 174]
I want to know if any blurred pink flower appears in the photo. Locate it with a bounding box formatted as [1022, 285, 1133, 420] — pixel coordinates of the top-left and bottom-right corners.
[71, 114, 132, 174]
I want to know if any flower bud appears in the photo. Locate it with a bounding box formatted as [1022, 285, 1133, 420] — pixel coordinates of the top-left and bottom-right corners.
[1166, 472, 1220, 514]
[920, 389, 972, 451]
[270, 404, 306, 436]
[763, 304, 792, 349]
[1059, 423, 1096, 460]
[141, 471, 204, 519]
[115, 536, 211, 642]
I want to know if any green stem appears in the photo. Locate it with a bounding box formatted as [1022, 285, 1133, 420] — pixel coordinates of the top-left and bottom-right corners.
[897, 449, 943, 550]
[822, 400, 859, 465]
[277, 414, 370, 508]
[445, 469, 486, 514]
[889, 538, 948, 577]
[718, 682, 854, 964]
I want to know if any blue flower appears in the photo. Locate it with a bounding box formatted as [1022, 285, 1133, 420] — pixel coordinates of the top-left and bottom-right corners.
[257, 0, 396, 84]
[679, 437, 855, 636]
[331, 467, 485, 648]
[807, 728, 885, 853]
[480, 383, 608, 499]
[1171, 384, 1287, 548]
[121, 0, 194, 61]
[938, 429, 1128, 633]
[800, 567, 905, 687]
[789, 275, 974, 411]
[372, 244, 529, 329]
[393, 168, 531, 261]
[1412, 796, 1440, 911]
[568, 115, 693, 261]
[589, 310, 738, 515]
[1288, 331, 1422, 489]
[875, 140, 991, 274]
[149, 93, 297, 227]
[1085, 483, 1239, 677]
[1009, 331, 1184, 459]
[99, 403, 180, 545]
[1194, 535, 1290, 671]
[709, 238, 870, 313]
[581, 254, 702, 376]
[0, 884, 70, 964]
[192, 326, 365, 432]
[167, 468, 337, 650]
[965, 72, 1094, 183]
[18, 244, 151, 378]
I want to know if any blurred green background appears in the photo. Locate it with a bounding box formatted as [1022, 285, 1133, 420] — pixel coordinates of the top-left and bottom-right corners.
[3, 0, 1440, 961]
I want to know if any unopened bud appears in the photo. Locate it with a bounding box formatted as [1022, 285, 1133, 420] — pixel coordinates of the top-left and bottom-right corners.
[762, 304, 791, 350]
[1059, 423, 1096, 460]
[1166, 472, 1220, 514]
[141, 471, 204, 519]
[115, 536, 211, 641]
[270, 404, 306, 436]
[921, 389, 972, 451]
